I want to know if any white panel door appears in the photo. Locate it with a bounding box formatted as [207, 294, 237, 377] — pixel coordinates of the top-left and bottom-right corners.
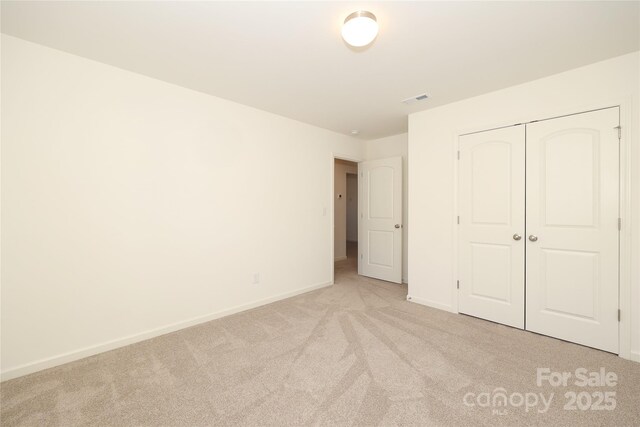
[458, 126, 525, 329]
[526, 108, 619, 353]
[359, 157, 402, 283]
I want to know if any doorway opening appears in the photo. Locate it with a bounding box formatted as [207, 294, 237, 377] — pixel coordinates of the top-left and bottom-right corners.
[332, 155, 404, 286]
[346, 172, 358, 260]
[334, 159, 359, 281]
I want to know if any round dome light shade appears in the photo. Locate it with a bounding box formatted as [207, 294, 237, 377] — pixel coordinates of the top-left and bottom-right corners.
[341, 11, 378, 47]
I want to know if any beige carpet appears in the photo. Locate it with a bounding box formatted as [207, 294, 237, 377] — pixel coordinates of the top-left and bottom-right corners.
[2, 253, 640, 426]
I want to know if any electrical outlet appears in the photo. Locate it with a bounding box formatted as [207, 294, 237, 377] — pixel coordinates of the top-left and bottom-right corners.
[252, 273, 260, 285]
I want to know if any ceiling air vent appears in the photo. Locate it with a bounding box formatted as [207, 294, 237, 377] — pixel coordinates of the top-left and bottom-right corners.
[401, 93, 429, 105]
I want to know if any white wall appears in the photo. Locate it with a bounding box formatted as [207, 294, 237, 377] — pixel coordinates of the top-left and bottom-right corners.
[0, 35, 364, 380]
[408, 52, 640, 361]
[333, 160, 357, 260]
[346, 174, 358, 242]
[364, 133, 408, 283]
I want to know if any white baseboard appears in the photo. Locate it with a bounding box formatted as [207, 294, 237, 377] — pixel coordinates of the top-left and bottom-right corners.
[334, 256, 347, 261]
[406, 294, 456, 313]
[630, 351, 640, 363]
[1, 280, 333, 382]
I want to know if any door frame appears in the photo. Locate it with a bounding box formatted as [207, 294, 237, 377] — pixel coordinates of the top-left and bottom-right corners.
[330, 153, 362, 284]
[452, 98, 634, 360]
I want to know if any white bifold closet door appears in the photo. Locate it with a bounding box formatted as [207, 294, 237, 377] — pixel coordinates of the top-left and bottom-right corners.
[526, 108, 620, 354]
[458, 126, 525, 329]
[457, 107, 620, 353]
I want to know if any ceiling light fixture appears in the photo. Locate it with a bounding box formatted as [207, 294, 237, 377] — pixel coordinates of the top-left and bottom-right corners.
[341, 11, 378, 47]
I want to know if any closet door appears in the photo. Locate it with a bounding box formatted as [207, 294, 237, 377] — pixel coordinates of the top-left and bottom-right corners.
[526, 108, 619, 353]
[458, 126, 525, 329]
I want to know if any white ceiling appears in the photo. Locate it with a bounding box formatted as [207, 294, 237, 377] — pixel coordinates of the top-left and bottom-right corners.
[2, 1, 638, 139]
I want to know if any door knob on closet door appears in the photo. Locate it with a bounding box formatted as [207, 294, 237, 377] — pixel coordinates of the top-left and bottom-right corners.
[512, 234, 522, 241]
[395, 224, 401, 229]
[529, 235, 538, 242]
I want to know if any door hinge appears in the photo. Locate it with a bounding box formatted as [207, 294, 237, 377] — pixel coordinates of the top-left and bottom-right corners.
[618, 309, 621, 322]
[457, 280, 460, 289]
[457, 216, 460, 225]
[618, 218, 622, 231]
[457, 150, 460, 160]
[615, 125, 621, 140]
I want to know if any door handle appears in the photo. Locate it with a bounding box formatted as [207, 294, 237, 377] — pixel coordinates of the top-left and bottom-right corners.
[528, 235, 538, 242]
[395, 224, 401, 229]
[513, 233, 522, 241]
